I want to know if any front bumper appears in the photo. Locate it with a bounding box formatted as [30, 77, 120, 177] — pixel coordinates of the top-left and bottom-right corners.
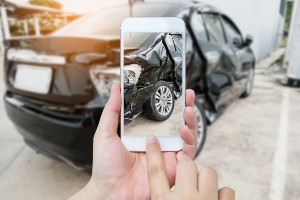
[4, 92, 103, 168]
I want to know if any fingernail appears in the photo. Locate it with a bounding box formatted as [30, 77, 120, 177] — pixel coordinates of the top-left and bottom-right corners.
[147, 136, 157, 144]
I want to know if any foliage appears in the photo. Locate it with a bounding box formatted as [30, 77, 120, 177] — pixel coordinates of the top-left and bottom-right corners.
[28, 0, 63, 10]
[281, 1, 294, 47]
[285, 1, 294, 30]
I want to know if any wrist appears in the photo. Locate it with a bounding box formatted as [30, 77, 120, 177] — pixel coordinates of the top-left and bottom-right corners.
[69, 179, 109, 200]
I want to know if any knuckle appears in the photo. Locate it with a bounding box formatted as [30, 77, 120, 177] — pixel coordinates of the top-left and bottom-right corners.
[147, 165, 164, 177]
[186, 158, 196, 165]
[152, 194, 166, 200]
[178, 158, 197, 169]
[177, 193, 193, 200]
[185, 106, 194, 114]
[147, 143, 161, 153]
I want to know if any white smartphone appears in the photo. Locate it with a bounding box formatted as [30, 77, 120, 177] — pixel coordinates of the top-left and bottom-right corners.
[120, 17, 186, 151]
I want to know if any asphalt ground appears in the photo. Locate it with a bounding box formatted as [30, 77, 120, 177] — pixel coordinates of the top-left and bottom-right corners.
[125, 96, 182, 136]
[0, 55, 299, 199]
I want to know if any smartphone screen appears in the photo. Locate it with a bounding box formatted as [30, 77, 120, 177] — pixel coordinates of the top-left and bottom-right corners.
[122, 32, 185, 137]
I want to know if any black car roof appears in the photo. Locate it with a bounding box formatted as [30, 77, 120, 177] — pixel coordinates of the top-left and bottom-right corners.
[51, 1, 222, 38]
[148, 0, 220, 11]
[95, 0, 220, 15]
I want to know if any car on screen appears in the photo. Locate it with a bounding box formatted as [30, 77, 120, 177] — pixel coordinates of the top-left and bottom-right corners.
[3, 1, 255, 168]
[124, 32, 183, 122]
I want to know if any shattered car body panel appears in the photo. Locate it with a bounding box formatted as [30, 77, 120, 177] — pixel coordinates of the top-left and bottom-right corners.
[123, 33, 183, 122]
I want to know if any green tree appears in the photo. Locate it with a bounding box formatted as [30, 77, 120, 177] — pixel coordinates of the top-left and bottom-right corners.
[285, 1, 294, 30]
[29, 0, 63, 10]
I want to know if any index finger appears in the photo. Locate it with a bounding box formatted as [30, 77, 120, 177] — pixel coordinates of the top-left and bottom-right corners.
[185, 89, 197, 138]
[186, 89, 195, 107]
[146, 136, 170, 197]
[180, 89, 198, 159]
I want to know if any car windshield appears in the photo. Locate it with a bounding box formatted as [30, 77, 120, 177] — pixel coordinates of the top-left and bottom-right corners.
[52, 3, 184, 38]
[124, 33, 159, 50]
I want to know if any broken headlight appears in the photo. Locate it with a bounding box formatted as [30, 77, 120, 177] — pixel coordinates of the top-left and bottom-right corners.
[124, 64, 142, 84]
[90, 65, 120, 101]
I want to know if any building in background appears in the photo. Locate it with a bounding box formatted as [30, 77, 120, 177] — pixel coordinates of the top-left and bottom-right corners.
[283, 0, 300, 85]
[0, 0, 81, 50]
[200, 0, 286, 61]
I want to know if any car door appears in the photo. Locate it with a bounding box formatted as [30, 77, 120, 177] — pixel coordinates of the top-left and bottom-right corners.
[220, 15, 249, 95]
[186, 11, 207, 95]
[197, 12, 236, 112]
[169, 34, 183, 83]
[163, 34, 183, 87]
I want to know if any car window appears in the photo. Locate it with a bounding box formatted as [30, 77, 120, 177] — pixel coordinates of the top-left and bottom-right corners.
[165, 35, 176, 52]
[191, 12, 208, 42]
[222, 16, 243, 47]
[171, 34, 182, 52]
[202, 14, 226, 44]
[124, 33, 159, 49]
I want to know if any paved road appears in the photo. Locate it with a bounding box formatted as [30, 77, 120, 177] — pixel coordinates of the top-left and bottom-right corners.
[196, 74, 300, 200]
[0, 63, 299, 199]
[125, 96, 182, 136]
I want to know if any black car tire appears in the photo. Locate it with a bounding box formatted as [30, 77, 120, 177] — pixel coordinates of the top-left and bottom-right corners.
[194, 99, 207, 158]
[144, 81, 175, 121]
[241, 67, 254, 98]
[282, 76, 300, 87]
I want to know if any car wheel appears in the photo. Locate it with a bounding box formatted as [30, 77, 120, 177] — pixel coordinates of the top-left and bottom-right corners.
[194, 99, 207, 158]
[241, 67, 254, 98]
[144, 81, 175, 121]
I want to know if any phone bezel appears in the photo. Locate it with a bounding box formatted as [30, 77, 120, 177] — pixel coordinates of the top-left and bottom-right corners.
[120, 17, 186, 151]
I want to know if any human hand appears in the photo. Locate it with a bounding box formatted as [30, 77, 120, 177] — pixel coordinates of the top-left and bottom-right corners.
[146, 136, 235, 200]
[70, 84, 198, 200]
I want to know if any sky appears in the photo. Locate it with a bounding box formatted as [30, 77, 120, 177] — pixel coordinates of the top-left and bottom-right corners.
[11, 0, 127, 13]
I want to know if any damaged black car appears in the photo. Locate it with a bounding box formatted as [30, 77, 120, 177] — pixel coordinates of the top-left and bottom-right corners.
[123, 33, 183, 123]
[3, 1, 255, 169]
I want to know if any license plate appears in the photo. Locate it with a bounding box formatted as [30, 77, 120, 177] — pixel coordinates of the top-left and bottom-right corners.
[14, 64, 52, 94]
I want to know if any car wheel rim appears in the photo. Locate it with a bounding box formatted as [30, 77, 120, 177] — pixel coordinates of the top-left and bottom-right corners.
[193, 104, 204, 146]
[246, 68, 254, 93]
[155, 86, 173, 116]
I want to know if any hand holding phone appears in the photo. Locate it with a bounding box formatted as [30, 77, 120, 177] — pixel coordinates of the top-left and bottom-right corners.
[121, 17, 186, 151]
[70, 85, 198, 200]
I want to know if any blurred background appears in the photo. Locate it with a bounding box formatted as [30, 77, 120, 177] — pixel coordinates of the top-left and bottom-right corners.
[0, 0, 299, 199]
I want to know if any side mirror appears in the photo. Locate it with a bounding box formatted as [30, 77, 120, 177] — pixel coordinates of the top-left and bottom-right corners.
[233, 38, 243, 48]
[244, 35, 253, 47]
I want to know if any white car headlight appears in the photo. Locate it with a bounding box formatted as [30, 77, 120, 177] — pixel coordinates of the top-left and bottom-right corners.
[7, 48, 66, 65]
[124, 64, 142, 84]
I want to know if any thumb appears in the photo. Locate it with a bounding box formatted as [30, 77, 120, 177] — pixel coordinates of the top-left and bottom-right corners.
[95, 84, 121, 140]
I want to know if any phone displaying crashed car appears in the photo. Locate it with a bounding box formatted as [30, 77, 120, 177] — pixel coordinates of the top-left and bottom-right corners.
[121, 18, 186, 151]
